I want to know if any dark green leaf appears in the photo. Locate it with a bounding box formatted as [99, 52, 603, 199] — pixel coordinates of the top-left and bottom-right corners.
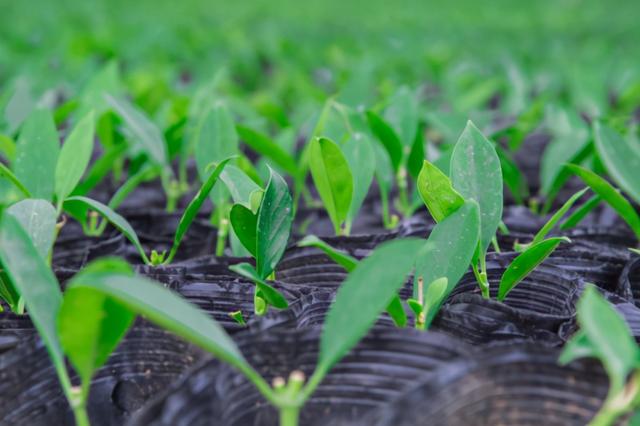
[366, 110, 403, 171]
[54, 112, 95, 207]
[229, 262, 288, 309]
[236, 125, 299, 178]
[309, 137, 353, 234]
[450, 121, 503, 256]
[594, 122, 640, 204]
[256, 168, 293, 278]
[566, 164, 640, 240]
[385, 296, 407, 328]
[14, 109, 59, 200]
[417, 160, 465, 222]
[498, 237, 570, 301]
[230, 204, 258, 257]
[318, 238, 427, 373]
[6, 199, 56, 259]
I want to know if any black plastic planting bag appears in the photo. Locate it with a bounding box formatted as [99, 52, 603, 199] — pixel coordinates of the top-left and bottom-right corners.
[129, 327, 472, 426]
[0, 322, 203, 426]
[371, 342, 609, 426]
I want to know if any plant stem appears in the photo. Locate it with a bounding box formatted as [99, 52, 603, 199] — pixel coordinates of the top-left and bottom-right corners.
[72, 405, 91, 426]
[472, 263, 490, 299]
[216, 217, 229, 256]
[279, 406, 300, 426]
[396, 167, 410, 218]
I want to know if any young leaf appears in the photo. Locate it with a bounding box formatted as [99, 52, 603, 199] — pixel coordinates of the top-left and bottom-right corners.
[561, 285, 640, 393]
[309, 137, 354, 234]
[417, 160, 465, 222]
[106, 95, 168, 167]
[14, 109, 59, 200]
[67, 269, 257, 382]
[594, 122, 640, 204]
[297, 235, 358, 272]
[6, 199, 57, 259]
[566, 164, 640, 240]
[220, 164, 263, 213]
[236, 125, 299, 178]
[164, 158, 232, 264]
[385, 296, 407, 328]
[450, 121, 503, 256]
[318, 238, 427, 374]
[498, 237, 570, 301]
[0, 162, 31, 198]
[255, 168, 294, 279]
[423, 277, 448, 318]
[64, 196, 150, 264]
[230, 204, 258, 257]
[0, 214, 72, 392]
[229, 262, 288, 309]
[54, 112, 95, 209]
[58, 286, 134, 395]
[560, 195, 601, 230]
[343, 134, 375, 225]
[366, 110, 403, 171]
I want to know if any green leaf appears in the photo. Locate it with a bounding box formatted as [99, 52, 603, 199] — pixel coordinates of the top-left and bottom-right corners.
[366, 110, 403, 171]
[566, 164, 640, 240]
[384, 87, 418, 148]
[256, 168, 293, 278]
[524, 187, 588, 248]
[58, 286, 134, 393]
[541, 142, 593, 214]
[230, 204, 258, 257]
[385, 296, 407, 328]
[571, 285, 640, 393]
[194, 104, 238, 205]
[309, 137, 354, 234]
[318, 238, 427, 373]
[414, 200, 481, 322]
[559, 330, 597, 365]
[496, 146, 529, 205]
[0, 133, 16, 162]
[63, 196, 149, 264]
[560, 195, 602, 230]
[106, 95, 167, 167]
[594, 122, 640, 204]
[0, 214, 71, 392]
[451, 121, 503, 256]
[498, 237, 570, 301]
[54, 112, 95, 207]
[236, 125, 299, 178]
[343, 134, 375, 225]
[14, 109, 59, 200]
[229, 262, 288, 309]
[67, 269, 253, 378]
[423, 277, 448, 319]
[6, 199, 56, 259]
[0, 162, 31, 198]
[407, 123, 425, 179]
[417, 160, 465, 222]
[297, 235, 358, 272]
[164, 158, 232, 264]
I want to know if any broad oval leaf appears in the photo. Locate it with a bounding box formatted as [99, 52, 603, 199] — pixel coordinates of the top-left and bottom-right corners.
[58, 286, 134, 389]
[230, 204, 258, 257]
[64, 196, 149, 264]
[220, 164, 263, 213]
[0, 214, 70, 390]
[417, 160, 465, 222]
[566, 164, 640, 240]
[318, 238, 427, 373]
[594, 122, 640, 204]
[6, 199, 56, 259]
[68, 269, 253, 378]
[54, 111, 95, 207]
[164, 158, 232, 264]
[106, 95, 168, 167]
[14, 109, 59, 200]
[498, 237, 570, 301]
[309, 137, 353, 234]
[451, 121, 503, 256]
[256, 168, 293, 278]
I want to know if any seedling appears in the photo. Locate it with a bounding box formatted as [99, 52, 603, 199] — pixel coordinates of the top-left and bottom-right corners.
[0, 210, 434, 426]
[229, 167, 294, 315]
[560, 285, 640, 425]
